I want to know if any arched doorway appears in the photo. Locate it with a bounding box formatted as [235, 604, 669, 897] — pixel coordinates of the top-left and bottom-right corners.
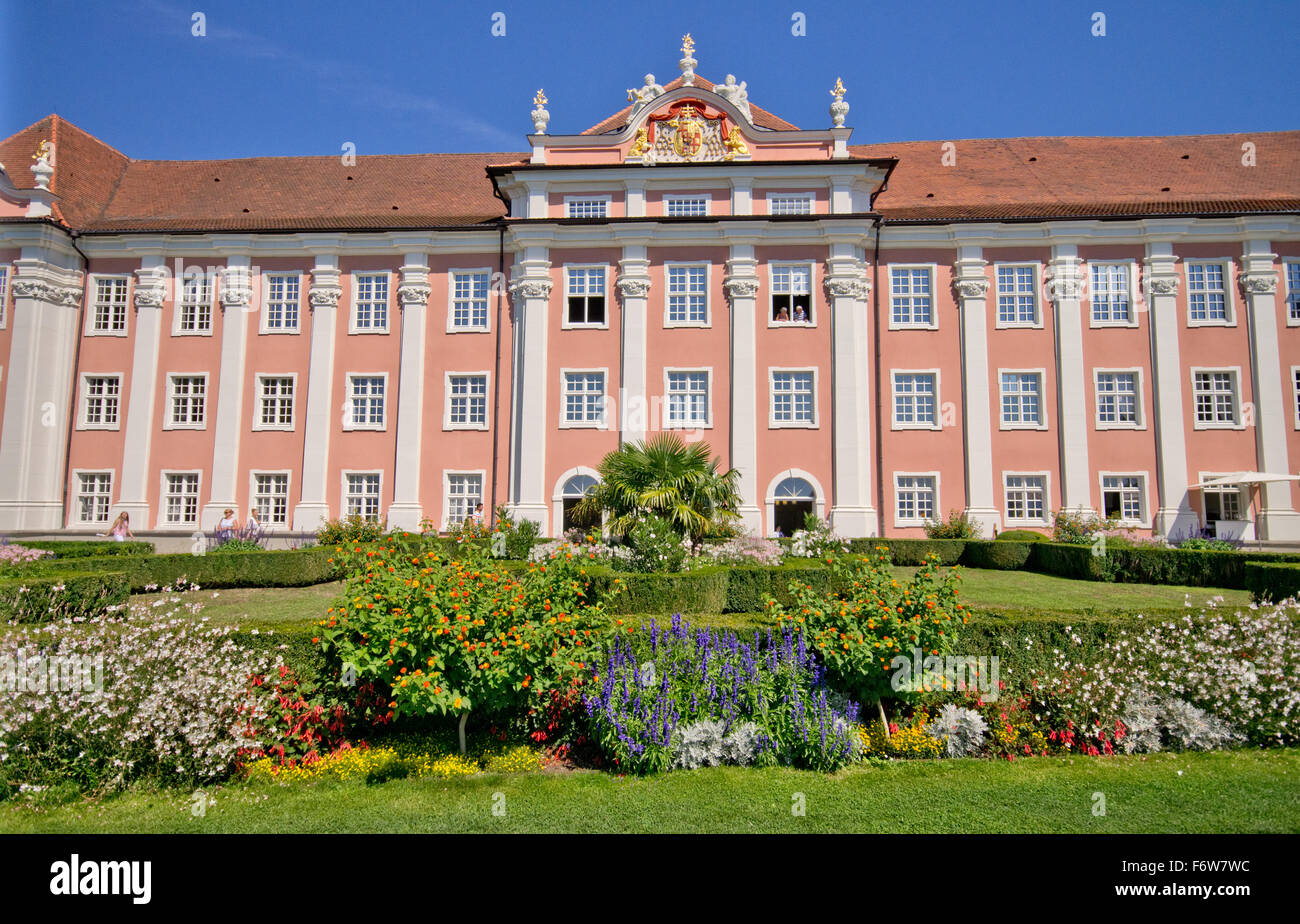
[560, 473, 600, 533]
[772, 476, 816, 537]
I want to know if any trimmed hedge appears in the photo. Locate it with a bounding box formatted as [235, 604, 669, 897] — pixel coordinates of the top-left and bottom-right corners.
[0, 570, 130, 623]
[961, 540, 1032, 570]
[1244, 562, 1300, 603]
[1023, 543, 1300, 589]
[12, 547, 340, 593]
[995, 530, 1048, 543]
[16, 540, 156, 558]
[844, 538, 966, 565]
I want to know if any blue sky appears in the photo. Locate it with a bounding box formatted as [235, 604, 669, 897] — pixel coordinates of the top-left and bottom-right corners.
[1, 0, 1296, 159]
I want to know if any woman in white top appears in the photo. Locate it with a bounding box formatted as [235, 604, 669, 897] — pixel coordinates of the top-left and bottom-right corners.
[217, 508, 239, 542]
[245, 507, 261, 535]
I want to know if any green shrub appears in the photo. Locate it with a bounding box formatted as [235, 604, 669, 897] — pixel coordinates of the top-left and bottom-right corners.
[1244, 562, 1300, 603]
[924, 509, 984, 539]
[13, 547, 340, 593]
[0, 570, 130, 623]
[624, 513, 688, 573]
[17, 540, 155, 558]
[845, 538, 966, 566]
[209, 538, 264, 554]
[315, 514, 386, 545]
[724, 563, 837, 612]
[609, 566, 729, 614]
[996, 530, 1048, 543]
[961, 540, 1032, 570]
[490, 506, 541, 560]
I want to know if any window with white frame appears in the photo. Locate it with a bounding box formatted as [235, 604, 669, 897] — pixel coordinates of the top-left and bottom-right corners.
[771, 263, 813, 323]
[81, 375, 121, 428]
[450, 271, 490, 330]
[90, 277, 129, 334]
[1187, 261, 1229, 323]
[562, 371, 605, 426]
[565, 266, 606, 326]
[666, 265, 707, 325]
[177, 272, 213, 333]
[1202, 482, 1243, 522]
[263, 273, 301, 331]
[666, 370, 709, 427]
[345, 473, 382, 519]
[1095, 371, 1140, 428]
[1285, 261, 1300, 323]
[768, 194, 813, 216]
[445, 473, 482, 526]
[896, 475, 937, 523]
[1101, 474, 1144, 522]
[76, 472, 112, 524]
[167, 375, 207, 428]
[1294, 368, 1300, 427]
[1193, 370, 1239, 427]
[252, 472, 289, 526]
[996, 265, 1038, 325]
[0, 265, 8, 327]
[1000, 372, 1043, 427]
[566, 197, 608, 218]
[890, 266, 933, 327]
[892, 372, 938, 428]
[257, 376, 294, 429]
[162, 473, 200, 526]
[447, 374, 488, 429]
[347, 375, 385, 428]
[1005, 474, 1048, 522]
[1089, 263, 1131, 323]
[665, 196, 709, 217]
[353, 273, 389, 331]
[771, 370, 816, 426]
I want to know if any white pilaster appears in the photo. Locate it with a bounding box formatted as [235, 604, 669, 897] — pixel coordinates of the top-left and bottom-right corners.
[0, 258, 83, 530]
[388, 255, 430, 531]
[617, 246, 651, 446]
[292, 254, 341, 531]
[953, 248, 1001, 535]
[624, 180, 646, 219]
[115, 256, 167, 525]
[725, 246, 763, 535]
[730, 177, 753, 217]
[1240, 241, 1300, 539]
[1145, 243, 1199, 537]
[825, 244, 877, 536]
[1047, 246, 1095, 517]
[201, 257, 252, 530]
[507, 252, 552, 533]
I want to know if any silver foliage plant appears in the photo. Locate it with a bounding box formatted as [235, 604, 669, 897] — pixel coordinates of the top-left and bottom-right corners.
[925, 704, 988, 758]
[671, 720, 761, 770]
[1121, 687, 1244, 754]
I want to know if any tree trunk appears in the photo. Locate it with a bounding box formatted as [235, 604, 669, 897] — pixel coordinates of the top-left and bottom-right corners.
[458, 712, 468, 754]
[877, 699, 890, 739]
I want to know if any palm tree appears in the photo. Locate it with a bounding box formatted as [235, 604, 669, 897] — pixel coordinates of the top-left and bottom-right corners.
[575, 434, 741, 547]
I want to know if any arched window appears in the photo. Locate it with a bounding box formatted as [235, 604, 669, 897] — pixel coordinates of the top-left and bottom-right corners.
[561, 474, 600, 533]
[772, 476, 815, 537]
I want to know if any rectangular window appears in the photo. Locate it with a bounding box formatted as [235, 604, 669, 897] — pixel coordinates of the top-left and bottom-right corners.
[1000, 372, 1043, 427]
[1090, 264, 1131, 323]
[665, 196, 709, 217]
[1203, 483, 1243, 522]
[666, 370, 709, 427]
[896, 475, 937, 523]
[353, 273, 389, 331]
[771, 370, 815, 426]
[768, 194, 813, 216]
[446, 473, 483, 526]
[447, 374, 488, 428]
[1096, 371, 1140, 427]
[82, 375, 121, 428]
[450, 271, 490, 330]
[345, 473, 382, 519]
[163, 473, 200, 526]
[566, 198, 608, 218]
[0, 265, 8, 326]
[348, 375, 386, 428]
[996, 265, 1038, 325]
[566, 266, 606, 326]
[177, 273, 213, 333]
[1187, 262, 1229, 323]
[1193, 370, 1238, 426]
[771, 263, 812, 323]
[168, 375, 207, 428]
[91, 277, 129, 333]
[76, 472, 113, 524]
[1285, 262, 1300, 323]
[666, 265, 707, 325]
[1294, 368, 1300, 427]
[1102, 475, 1144, 521]
[263, 273, 301, 331]
[253, 473, 289, 526]
[890, 267, 933, 327]
[257, 376, 294, 429]
[1005, 474, 1047, 522]
[893, 372, 937, 427]
[562, 371, 606, 426]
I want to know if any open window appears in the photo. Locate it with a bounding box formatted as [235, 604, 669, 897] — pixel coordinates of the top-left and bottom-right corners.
[771, 263, 813, 324]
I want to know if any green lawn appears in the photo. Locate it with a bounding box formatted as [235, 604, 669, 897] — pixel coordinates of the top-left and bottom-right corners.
[5, 749, 1297, 834]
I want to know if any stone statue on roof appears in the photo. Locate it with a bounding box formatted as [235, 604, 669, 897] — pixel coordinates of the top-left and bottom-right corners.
[626, 74, 665, 116]
[715, 74, 751, 122]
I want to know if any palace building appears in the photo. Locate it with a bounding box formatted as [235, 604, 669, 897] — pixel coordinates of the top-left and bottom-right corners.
[1, 40, 1298, 542]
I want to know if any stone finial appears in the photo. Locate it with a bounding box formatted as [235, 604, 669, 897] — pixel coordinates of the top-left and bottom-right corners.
[829, 78, 849, 128]
[531, 89, 550, 135]
[679, 33, 697, 86]
[30, 140, 54, 191]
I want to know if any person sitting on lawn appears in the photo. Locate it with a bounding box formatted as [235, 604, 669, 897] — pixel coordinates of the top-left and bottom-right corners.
[108, 511, 134, 542]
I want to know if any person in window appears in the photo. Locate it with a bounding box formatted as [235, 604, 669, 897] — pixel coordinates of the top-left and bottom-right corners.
[793, 305, 809, 323]
[775, 306, 790, 322]
[108, 511, 134, 542]
[217, 508, 239, 543]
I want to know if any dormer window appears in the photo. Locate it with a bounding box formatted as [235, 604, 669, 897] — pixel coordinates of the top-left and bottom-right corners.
[666, 195, 709, 217]
[768, 194, 813, 216]
[565, 196, 609, 219]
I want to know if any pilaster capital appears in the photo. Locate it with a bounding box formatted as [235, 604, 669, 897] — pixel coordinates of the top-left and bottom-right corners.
[823, 274, 869, 300]
[615, 276, 651, 299]
[11, 259, 84, 307]
[218, 266, 252, 308]
[133, 266, 168, 309]
[397, 283, 431, 307]
[308, 285, 342, 309]
[1044, 255, 1085, 302]
[1143, 251, 1180, 298]
[509, 277, 553, 301]
[952, 256, 988, 300]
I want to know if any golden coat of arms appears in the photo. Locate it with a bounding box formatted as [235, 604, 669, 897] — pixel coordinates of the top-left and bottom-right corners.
[668, 105, 706, 159]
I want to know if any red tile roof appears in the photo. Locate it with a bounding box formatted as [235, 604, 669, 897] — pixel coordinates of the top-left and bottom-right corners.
[1, 117, 1296, 232]
[581, 74, 799, 135]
